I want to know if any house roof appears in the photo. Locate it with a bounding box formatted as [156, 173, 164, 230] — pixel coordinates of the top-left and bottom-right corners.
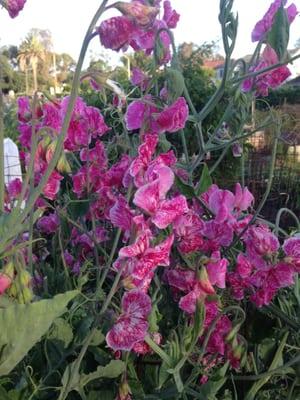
[202, 59, 225, 69]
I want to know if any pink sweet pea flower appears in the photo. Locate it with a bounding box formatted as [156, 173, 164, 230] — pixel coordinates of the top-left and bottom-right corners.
[106, 289, 151, 351]
[252, 0, 298, 42]
[109, 196, 134, 240]
[242, 45, 291, 97]
[129, 134, 158, 187]
[133, 165, 188, 228]
[244, 224, 279, 268]
[4, 0, 27, 18]
[163, 0, 180, 29]
[37, 213, 59, 234]
[206, 251, 229, 289]
[234, 183, 254, 213]
[115, 233, 174, 291]
[173, 211, 205, 254]
[98, 16, 137, 51]
[7, 178, 22, 199]
[283, 236, 300, 270]
[43, 170, 63, 200]
[0, 273, 12, 294]
[131, 67, 150, 90]
[125, 96, 159, 132]
[167, 267, 215, 314]
[156, 97, 189, 133]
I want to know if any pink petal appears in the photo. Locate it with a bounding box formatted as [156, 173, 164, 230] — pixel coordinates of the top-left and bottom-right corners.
[152, 195, 188, 229]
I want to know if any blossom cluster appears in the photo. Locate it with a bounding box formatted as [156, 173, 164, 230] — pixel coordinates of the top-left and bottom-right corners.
[1, 0, 300, 395]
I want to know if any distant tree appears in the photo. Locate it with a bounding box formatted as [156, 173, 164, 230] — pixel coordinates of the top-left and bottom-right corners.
[18, 33, 45, 93]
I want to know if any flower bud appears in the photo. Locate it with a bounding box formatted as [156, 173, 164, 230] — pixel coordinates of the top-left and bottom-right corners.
[17, 287, 33, 304]
[117, 380, 132, 400]
[18, 270, 32, 288]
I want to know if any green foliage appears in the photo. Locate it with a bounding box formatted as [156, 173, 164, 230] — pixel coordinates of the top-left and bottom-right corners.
[0, 291, 78, 376]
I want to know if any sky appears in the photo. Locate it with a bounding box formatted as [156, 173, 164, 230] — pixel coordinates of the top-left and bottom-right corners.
[0, 0, 299, 66]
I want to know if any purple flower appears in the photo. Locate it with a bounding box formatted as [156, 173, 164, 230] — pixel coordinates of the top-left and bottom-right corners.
[252, 0, 298, 42]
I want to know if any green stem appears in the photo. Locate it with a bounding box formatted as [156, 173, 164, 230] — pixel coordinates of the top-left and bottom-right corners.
[233, 54, 300, 85]
[275, 207, 300, 236]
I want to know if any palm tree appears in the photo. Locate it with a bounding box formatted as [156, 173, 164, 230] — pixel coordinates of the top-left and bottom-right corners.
[18, 34, 45, 94]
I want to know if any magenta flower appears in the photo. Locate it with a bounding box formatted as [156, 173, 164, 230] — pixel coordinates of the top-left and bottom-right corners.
[242, 45, 291, 97]
[115, 233, 174, 291]
[252, 0, 297, 42]
[7, 178, 22, 199]
[131, 67, 150, 90]
[156, 97, 189, 133]
[125, 96, 159, 132]
[0, 273, 12, 294]
[283, 236, 300, 270]
[129, 134, 158, 187]
[233, 183, 254, 213]
[113, 1, 159, 29]
[167, 267, 215, 314]
[133, 165, 188, 229]
[43, 170, 63, 201]
[244, 224, 279, 268]
[163, 0, 180, 29]
[105, 154, 132, 188]
[4, 0, 27, 18]
[37, 213, 59, 235]
[109, 196, 134, 238]
[106, 290, 151, 351]
[98, 16, 137, 51]
[206, 251, 229, 289]
[173, 211, 205, 254]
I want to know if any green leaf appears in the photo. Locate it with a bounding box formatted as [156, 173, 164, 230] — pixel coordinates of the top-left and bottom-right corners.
[87, 391, 114, 400]
[186, 363, 228, 399]
[80, 360, 125, 387]
[245, 332, 289, 400]
[267, 4, 289, 61]
[89, 329, 105, 346]
[48, 318, 73, 348]
[175, 176, 195, 199]
[195, 164, 212, 196]
[0, 290, 78, 376]
[59, 360, 125, 398]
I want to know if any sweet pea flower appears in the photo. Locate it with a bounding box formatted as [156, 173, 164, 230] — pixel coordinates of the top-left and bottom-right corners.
[129, 134, 158, 187]
[167, 267, 215, 314]
[252, 0, 298, 42]
[0, 273, 12, 294]
[133, 165, 188, 229]
[131, 67, 150, 90]
[113, 1, 159, 29]
[242, 45, 291, 97]
[125, 96, 159, 132]
[37, 213, 59, 235]
[115, 233, 174, 291]
[206, 251, 229, 289]
[106, 290, 151, 351]
[173, 211, 205, 254]
[163, 0, 180, 29]
[157, 97, 189, 133]
[2, 0, 27, 18]
[43, 170, 63, 201]
[283, 235, 300, 270]
[7, 178, 22, 199]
